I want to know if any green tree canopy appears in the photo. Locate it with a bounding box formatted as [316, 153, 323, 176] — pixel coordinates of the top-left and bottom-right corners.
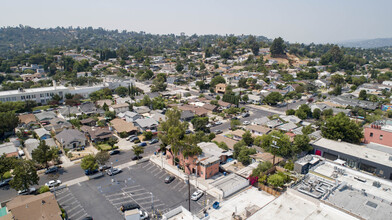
[115, 86, 129, 97]
[10, 160, 39, 191]
[32, 140, 58, 168]
[264, 92, 283, 105]
[210, 76, 226, 88]
[81, 155, 98, 172]
[321, 112, 363, 144]
[270, 37, 286, 57]
[132, 146, 144, 158]
[191, 117, 210, 133]
[95, 151, 110, 165]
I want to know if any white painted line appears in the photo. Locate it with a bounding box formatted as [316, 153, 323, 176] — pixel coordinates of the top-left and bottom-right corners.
[130, 192, 151, 197]
[145, 165, 155, 172]
[57, 192, 72, 201]
[66, 204, 82, 213]
[105, 192, 128, 199]
[138, 199, 160, 206]
[150, 167, 159, 173]
[123, 188, 146, 194]
[172, 181, 182, 189]
[68, 209, 84, 219]
[110, 197, 131, 204]
[60, 196, 76, 204]
[122, 185, 141, 190]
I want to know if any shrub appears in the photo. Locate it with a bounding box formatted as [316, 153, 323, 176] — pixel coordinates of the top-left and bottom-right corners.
[3, 171, 12, 179]
[38, 185, 50, 194]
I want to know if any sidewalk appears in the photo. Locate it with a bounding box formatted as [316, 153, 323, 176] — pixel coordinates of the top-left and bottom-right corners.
[248, 104, 285, 114]
[63, 176, 89, 186]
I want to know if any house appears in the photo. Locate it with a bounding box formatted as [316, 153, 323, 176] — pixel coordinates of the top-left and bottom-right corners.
[24, 138, 40, 158]
[96, 99, 113, 108]
[76, 71, 92, 78]
[276, 122, 298, 132]
[110, 118, 138, 135]
[80, 126, 114, 143]
[266, 119, 283, 129]
[280, 115, 302, 124]
[215, 83, 227, 94]
[44, 118, 72, 134]
[6, 192, 62, 220]
[18, 114, 37, 128]
[245, 125, 271, 136]
[79, 102, 104, 115]
[33, 128, 51, 140]
[252, 117, 271, 126]
[58, 106, 82, 118]
[134, 118, 159, 131]
[202, 103, 217, 112]
[217, 100, 231, 109]
[230, 130, 245, 141]
[109, 103, 129, 113]
[180, 110, 195, 121]
[198, 142, 232, 164]
[331, 95, 378, 110]
[247, 94, 262, 104]
[151, 112, 166, 122]
[213, 135, 238, 150]
[80, 118, 96, 126]
[0, 142, 19, 157]
[34, 112, 56, 122]
[133, 106, 151, 114]
[55, 129, 87, 150]
[118, 111, 142, 123]
[364, 120, 392, 148]
[313, 79, 328, 88]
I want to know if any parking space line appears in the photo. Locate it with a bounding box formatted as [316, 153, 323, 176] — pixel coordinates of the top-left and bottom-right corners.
[56, 193, 72, 201]
[110, 196, 131, 204]
[150, 167, 160, 173]
[58, 195, 74, 204]
[138, 199, 160, 206]
[142, 162, 152, 169]
[68, 209, 84, 219]
[66, 203, 82, 213]
[130, 192, 151, 197]
[146, 165, 157, 172]
[123, 188, 146, 194]
[145, 164, 155, 171]
[122, 185, 141, 190]
[172, 181, 182, 189]
[153, 169, 165, 177]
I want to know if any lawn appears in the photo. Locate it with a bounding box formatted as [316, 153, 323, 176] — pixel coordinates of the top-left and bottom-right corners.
[98, 144, 112, 151]
[32, 105, 52, 111]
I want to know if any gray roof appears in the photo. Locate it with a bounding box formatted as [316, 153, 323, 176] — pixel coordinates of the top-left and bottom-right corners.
[24, 138, 39, 155]
[35, 112, 56, 121]
[34, 128, 50, 138]
[181, 110, 195, 120]
[133, 106, 151, 114]
[56, 129, 86, 146]
[276, 122, 298, 132]
[43, 138, 57, 147]
[0, 142, 18, 155]
[59, 106, 81, 116]
[252, 117, 271, 126]
[135, 118, 159, 128]
[331, 95, 378, 110]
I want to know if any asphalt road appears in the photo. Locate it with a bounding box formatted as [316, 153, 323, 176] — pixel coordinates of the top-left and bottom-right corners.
[0, 143, 159, 203]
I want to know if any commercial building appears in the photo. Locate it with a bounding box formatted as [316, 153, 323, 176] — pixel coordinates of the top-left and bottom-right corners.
[312, 138, 392, 180]
[364, 120, 392, 148]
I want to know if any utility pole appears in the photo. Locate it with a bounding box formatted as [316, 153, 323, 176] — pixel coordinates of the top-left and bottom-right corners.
[186, 164, 191, 212]
[271, 135, 280, 165]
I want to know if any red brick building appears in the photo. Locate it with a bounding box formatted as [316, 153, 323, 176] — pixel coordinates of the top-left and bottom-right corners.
[364, 121, 392, 147]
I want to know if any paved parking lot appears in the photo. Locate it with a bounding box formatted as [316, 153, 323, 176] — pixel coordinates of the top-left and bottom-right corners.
[55, 187, 89, 220]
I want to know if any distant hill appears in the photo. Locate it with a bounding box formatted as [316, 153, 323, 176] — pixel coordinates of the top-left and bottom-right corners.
[338, 38, 392, 49]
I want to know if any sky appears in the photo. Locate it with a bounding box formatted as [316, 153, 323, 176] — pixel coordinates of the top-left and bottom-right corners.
[1, 0, 391, 44]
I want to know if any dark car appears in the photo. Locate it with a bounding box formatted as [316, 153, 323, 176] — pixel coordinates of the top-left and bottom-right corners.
[99, 165, 112, 171]
[44, 166, 58, 174]
[139, 142, 147, 147]
[120, 203, 140, 212]
[242, 113, 250, 118]
[85, 169, 98, 175]
[214, 130, 223, 134]
[164, 176, 175, 184]
[0, 178, 12, 187]
[149, 139, 158, 144]
[109, 150, 120, 155]
[81, 217, 93, 220]
[130, 137, 140, 142]
[132, 155, 143, 160]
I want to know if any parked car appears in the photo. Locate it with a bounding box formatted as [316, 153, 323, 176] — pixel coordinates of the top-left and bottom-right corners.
[214, 121, 222, 125]
[132, 155, 143, 160]
[206, 123, 212, 128]
[32, 110, 41, 114]
[18, 187, 36, 195]
[242, 113, 250, 118]
[44, 166, 58, 174]
[191, 190, 204, 201]
[45, 180, 61, 188]
[126, 135, 137, 141]
[214, 130, 223, 134]
[149, 139, 158, 144]
[164, 176, 175, 184]
[140, 210, 149, 220]
[99, 165, 112, 171]
[120, 203, 140, 212]
[243, 121, 250, 125]
[109, 150, 120, 155]
[81, 217, 93, 220]
[0, 178, 12, 187]
[139, 142, 147, 147]
[130, 137, 140, 142]
[107, 168, 122, 176]
[85, 169, 98, 175]
[232, 116, 239, 120]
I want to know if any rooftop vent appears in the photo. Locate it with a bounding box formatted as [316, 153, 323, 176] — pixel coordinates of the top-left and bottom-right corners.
[365, 201, 378, 209]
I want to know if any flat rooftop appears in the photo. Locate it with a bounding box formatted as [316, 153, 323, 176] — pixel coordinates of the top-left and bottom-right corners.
[248, 189, 358, 220]
[208, 187, 275, 220]
[312, 138, 392, 167]
[0, 85, 68, 96]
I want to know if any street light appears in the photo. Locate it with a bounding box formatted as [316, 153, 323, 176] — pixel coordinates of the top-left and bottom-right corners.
[150, 192, 154, 218]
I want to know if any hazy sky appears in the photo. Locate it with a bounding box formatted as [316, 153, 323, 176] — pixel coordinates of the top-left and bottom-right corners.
[1, 0, 391, 44]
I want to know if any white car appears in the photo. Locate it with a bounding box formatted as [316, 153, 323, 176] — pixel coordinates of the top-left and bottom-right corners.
[18, 187, 36, 195]
[140, 210, 149, 220]
[214, 121, 223, 125]
[242, 121, 250, 125]
[45, 180, 61, 188]
[191, 190, 204, 201]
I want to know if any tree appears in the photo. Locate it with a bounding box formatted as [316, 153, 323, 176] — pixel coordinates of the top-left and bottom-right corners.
[151, 73, 167, 92]
[359, 90, 367, 100]
[80, 155, 98, 172]
[321, 112, 363, 144]
[175, 63, 184, 72]
[270, 37, 286, 57]
[132, 146, 144, 158]
[286, 109, 296, 115]
[313, 108, 321, 120]
[322, 109, 333, 118]
[191, 117, 210, 133]
[143, 131, 153, 140]
[293, 135, 312, 153]
[257, 131, 293, 157]
[264, 92, 283, 105]
[242, 131, 253, 146]
[32, 140, 58, 168]
[267, 173, 285, 188]
[331, 74, 345, 86]
[105, 111, 116, 120]
[95, 151, 110, 165]
[210, 76, 226, 88]
[242, 94, 249, 103]
[0, 111, 19, 139]
[302, 125, 314, 135]
[233, 141, 256, 166]
[0, 155, 16, 181]
[238, 78, 248, 88]
[230, 119, 241, 130]
[115, 86, 128, 97]
[10, 160, 39, 191]
[107, 137, 118, 149]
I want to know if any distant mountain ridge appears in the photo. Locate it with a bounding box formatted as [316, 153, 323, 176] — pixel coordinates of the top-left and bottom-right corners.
[338, 38, 392, 49]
